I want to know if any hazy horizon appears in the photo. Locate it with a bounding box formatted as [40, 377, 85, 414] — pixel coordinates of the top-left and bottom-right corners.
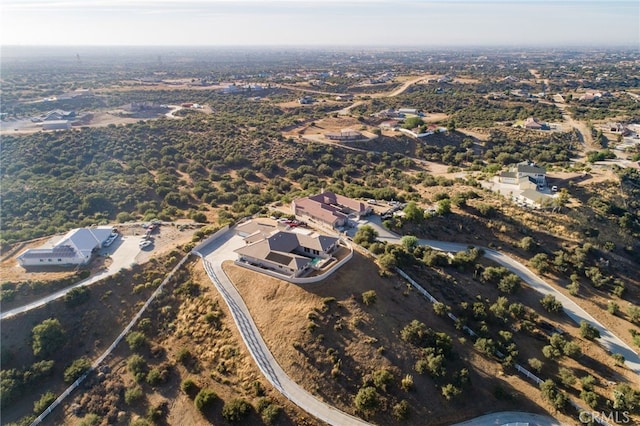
[1, 1, 638, 48]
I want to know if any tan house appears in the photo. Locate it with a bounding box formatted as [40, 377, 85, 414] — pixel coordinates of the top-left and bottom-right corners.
[292, 191, 371, 229]
[523, 117, 547, 130]
[234, 230, 340, 277]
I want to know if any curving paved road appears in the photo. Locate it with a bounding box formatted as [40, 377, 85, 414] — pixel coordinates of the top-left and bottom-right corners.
[451, 411, 562, 426]
[359, 215, 640, 376]
[194, 231, 371, 426]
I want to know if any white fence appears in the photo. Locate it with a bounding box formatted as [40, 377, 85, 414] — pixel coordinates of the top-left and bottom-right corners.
[31, 243, 199, 425]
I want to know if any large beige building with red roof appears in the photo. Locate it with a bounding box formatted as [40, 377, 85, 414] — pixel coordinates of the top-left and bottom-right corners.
[292, 191, 371, 229]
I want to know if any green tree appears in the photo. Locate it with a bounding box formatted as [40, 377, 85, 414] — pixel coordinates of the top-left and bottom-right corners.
[403, 202, 424, 223]
[33, 391, 56, 415]
[528, 358, 543, 373]
[32, 318, 67, 358]
[378, 253, 397, 271]
[194, 388, 217, 412]
[63, 357, 91, 383]
[540, 294, 562, 313]
[612, 383, 639, 410]
[580, 390, 599, 409]
[436, 199, 452, 215]
[558, 367, 576, 387]
[126, 331, 147, 352]
[530, 253, 550, 274]
[400, 235, 419, 251]
[519, 236, 537, 252]
[579, 321, 600, 340]
[354, 225, 378, 248]
[355, 386, 380, 412]
[540, 379, 568, 409]
[498, 274, 520, 294]
[222, 398, 252, 422]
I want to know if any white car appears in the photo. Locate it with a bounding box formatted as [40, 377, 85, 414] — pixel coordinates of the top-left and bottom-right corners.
[103, 234, 118, 247]
[139, 240, 152, 249]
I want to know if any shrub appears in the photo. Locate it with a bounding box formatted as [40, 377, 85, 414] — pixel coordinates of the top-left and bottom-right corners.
[126, 331, 147, 352]
[222, 398, 251, 422]
[255, 398, 281, 424]
[528, 358, 543, 373]
[176, 347, 192, 365]
[579, 321, 600, 340]
[31, 318, 67, 358]
[441, 383, 462, 400]
[194, 388, 217, 412]
[260, 403, 281, 424]
[64, 287, 90, 307]
[392, 400, 410, 421]
[433, 302, 448, 316]
[127, 354, 147, 382]
[78, 413, 101, 426]
[401, 374, 414, 391]
[146, 366, 169, 386]
[362, 290, 377, 306]
[63, 357, 91, 383]
[540, 294, 562, 313]
[372, 368, 393, 391]
[33, 391, 56, 415]
[354, 386, 379, 412]
[181, 379, 198, 397]
[580, 390, 599, 409]
[519, 236, 537, 252]
[124, 385, 143, 404]
[612, 353, 625, 367]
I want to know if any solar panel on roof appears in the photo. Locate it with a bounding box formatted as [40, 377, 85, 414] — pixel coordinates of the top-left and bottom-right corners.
[265, 252, 293, 266]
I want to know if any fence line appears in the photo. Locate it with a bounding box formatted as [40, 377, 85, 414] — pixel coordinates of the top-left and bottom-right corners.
[395, 265, 609, 426]
[30, 242, 205, 425]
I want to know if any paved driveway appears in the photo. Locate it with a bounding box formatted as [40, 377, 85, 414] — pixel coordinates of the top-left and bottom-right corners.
[451, 411, 563, 426]
[195, 231, 371, 426]
[1, 235, 144, 320]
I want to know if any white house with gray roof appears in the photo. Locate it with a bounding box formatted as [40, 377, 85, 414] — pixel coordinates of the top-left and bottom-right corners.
[498, 161, 546, 188]
[17, 226, 114, 267]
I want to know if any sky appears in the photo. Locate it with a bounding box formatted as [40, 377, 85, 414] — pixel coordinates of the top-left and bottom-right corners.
[1, 0, 639, 47]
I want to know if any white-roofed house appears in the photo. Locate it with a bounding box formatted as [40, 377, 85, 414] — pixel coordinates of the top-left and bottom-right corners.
[17, 226, 115, 267]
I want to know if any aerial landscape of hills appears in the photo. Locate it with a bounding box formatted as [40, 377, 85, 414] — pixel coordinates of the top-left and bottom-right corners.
[1, 2, 640, 425]
[1, 43, 639, 426]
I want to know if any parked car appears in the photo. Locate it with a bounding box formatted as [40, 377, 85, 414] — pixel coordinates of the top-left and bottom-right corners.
[103, 234, 118, 247]
[139, 240, 153, 249]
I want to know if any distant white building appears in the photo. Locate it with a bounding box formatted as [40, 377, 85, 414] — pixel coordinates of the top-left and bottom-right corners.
[498, 161, 546, 187]
[42, 120, 71, 131]
[17, 227, 115, 267]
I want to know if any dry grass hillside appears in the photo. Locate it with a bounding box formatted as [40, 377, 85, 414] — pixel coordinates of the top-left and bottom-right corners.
[224, 251, 575, 425]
